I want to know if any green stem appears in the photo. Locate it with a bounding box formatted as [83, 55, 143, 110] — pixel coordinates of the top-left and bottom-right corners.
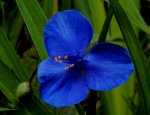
[75, 104, 85, 115]
[28, 68, 37, 85]
[98, 6, 113, 42]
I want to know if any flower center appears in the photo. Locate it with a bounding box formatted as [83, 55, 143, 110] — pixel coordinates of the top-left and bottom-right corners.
[53, 55, 83, 70]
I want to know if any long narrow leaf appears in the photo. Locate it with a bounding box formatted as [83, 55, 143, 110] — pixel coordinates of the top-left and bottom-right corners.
[0, 61, 19, 104]
[99, 6, 134, 115]
[43, 0, 53, 18]
[74, 0, 91, 23]
[88, 0, 106, 35]
[0, 27, 28, 81]
[0, 60, 57, 114]
[0, 107, 15, 111]
[110, 0, 150, 114]
[119, 0, 150, 36]
[9, 12, 24, 46]
[16, 0, 48, 60]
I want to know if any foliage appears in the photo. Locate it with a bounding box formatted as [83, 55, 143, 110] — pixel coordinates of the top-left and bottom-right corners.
[0, 0, 149, 115]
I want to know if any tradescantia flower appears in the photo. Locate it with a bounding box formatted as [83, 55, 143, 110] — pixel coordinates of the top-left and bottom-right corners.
[37, 10, 134, 107]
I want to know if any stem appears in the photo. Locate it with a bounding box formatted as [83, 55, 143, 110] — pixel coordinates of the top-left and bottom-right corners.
[86, 90, 97, 115]
[28, 68, 38, 85]
[75, 104, 85, 115]
[98, 6, 113, 42]
[87, 5, 113, 115]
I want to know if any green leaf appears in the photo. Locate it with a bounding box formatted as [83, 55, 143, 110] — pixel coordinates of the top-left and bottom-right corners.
[0, 60, 57, 114]
[73, 0, 91, 23]
[0, 27, 57, 114]
[109, 15, 123, 39]
[98, 7, 113, 42]
[119, 0, 150, 36]
[14, 95, 57, 115]
[0, 107, 15, 111]
[0, 60, 19, 104]
[0, 27, 28, 81]
[22, 47, 39, 77]
[98, 4, 136, 115]
[16, 0, 48, 60]
[88, 0, 106, 36]
[43, 0, 53, 18]
[109, 0, 150, 114]
[101, 75, 135, 115]
[9, 12, 24, 46]
[75, 104, 85, 115]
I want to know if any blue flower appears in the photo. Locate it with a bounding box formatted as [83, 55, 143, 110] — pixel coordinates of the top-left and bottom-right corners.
[37, 10, 134, 107]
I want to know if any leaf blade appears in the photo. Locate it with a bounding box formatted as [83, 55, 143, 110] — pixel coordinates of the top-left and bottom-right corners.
[0, 27, 28, 81]
[16, 0, 48, 60]
[110, 0, 150, 114]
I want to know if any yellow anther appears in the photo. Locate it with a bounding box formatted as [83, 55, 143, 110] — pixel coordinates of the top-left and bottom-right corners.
[54, 57, 58, 62]
[59, 60, 63, 63]
[70, 64, 74, 68]
[54, 56, 63, 63]
[57, 56, 61, 59]
[54, 57, 57, 60]
[64, 56, 68, 60]
[64, 66, 69, 70]
[64, 63, 74, 70]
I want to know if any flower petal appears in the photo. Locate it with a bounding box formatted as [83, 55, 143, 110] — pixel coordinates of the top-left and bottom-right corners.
[37, 58, 88, 107]
[84, 42, 134, 91]
[44, 10, 93, 57]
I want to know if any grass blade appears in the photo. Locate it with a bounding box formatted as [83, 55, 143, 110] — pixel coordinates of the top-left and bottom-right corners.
[88, 0, 106, 36]
[109, 0, 150, 114]
[0, 61, 19, 104]
[16, 0, 48, 60]
[98, 4, 136, 115]
[0, 27, 28, 81]
[98, 7, 113, 42]
[9, 12, 24, 46]
[75, 104, 85, 115]
[119, 0, 150, 36]
[74, 0, 91, 23]
[43, 0, 53, 18]
[0, 107, 15, 111]
[0, 27, 57, 114]
[0, 60, 57, 114]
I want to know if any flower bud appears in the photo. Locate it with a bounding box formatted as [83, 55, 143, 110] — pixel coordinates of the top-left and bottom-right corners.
[16, 81, 31, 99]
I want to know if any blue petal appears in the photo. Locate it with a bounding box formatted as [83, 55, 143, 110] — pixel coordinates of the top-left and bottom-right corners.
[37, 58, 88, 107]
[84, 42, 134, 91]
[44, 10, 93, 57]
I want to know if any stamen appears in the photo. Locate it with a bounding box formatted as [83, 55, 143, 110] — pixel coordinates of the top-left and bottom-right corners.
[58, 56, 61, 59]
[54, 56, 63, 63]
[64, 56, 68, 60]
[64, 66, 69, 70]
[59, 60, 63, 63]
[54, 57, 58, 62]
[55, 55, 76, 70]
[69, 64, 74, 68]
[64, 63, 75, 70]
